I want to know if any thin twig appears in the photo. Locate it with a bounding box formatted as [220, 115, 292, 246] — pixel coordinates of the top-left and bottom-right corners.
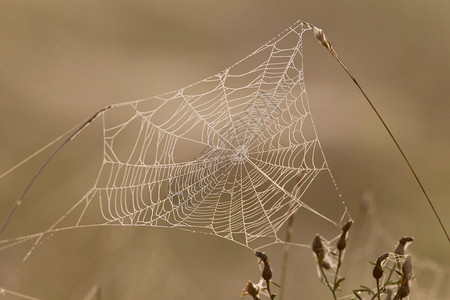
[278, 215, 293, 300]
[307, 23, 449, 243]
[278, 173, 302, 300]
[0, 106, 111, 236]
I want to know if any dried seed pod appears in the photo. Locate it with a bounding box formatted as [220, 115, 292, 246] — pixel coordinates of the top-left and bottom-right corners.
[311, 26, 332, 51]
[337, 220, 353, 251]
[395, 280, 410, 299]
[394, 236, 414, 255]
[337, 233, 347, 251]
[373, 253, 389, 280]
[399, 236, 415, 244]
[262, 260, 272, 282]
[402, 255, 412, 281]
[373, 264, 383, 280]
[341, 220, 353, 234]
[312, 234, 325, 258]
[254, 250, 268, 262]
[254, 250, 273, 288]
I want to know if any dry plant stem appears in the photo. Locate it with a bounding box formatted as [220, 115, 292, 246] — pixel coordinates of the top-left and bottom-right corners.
[317, 261, 337, 300]
[309, 24, 450, 243]
[333, 249, 343, 287]
[279, 175, 301, 300]
[278, 214, 294, 300]
[266, 281, 272, 299]
[376, 278, 381, 300]
[0, 106, 111, 236]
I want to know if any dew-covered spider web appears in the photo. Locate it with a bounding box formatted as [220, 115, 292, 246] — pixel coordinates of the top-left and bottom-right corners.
[0, 20, 348, 256]
[91, 18, 343, 248]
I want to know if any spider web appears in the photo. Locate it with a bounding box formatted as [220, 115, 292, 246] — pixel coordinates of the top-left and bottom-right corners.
[0, 23, 357, 293]
[83, 20, 345, 248]
[0, 21, 347, 255]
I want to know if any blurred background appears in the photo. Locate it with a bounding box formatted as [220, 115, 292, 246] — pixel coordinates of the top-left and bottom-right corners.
[0, 0, 449, 299]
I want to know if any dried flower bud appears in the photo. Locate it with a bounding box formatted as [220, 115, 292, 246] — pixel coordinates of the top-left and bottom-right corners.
[394, 236, 414, 255]
[337, 233, 347, 251]
[395, 279, 410, 299]
[254, 250, 272, 286]
[402, 256, 412, 281]
[254, 250, 268, 262]
[337, 220, 353, 251]
[399, 236, 415, 244]
[341, 220, 353, 234]
[312, 26, 332, 51]
[262, 260, 273, 281]
[312, 234, 325, 258]
[372, 253, 389, 280]
[337, 234, 346, 251]
[373, 264, 383, 280]
[241, 281, 260, 300]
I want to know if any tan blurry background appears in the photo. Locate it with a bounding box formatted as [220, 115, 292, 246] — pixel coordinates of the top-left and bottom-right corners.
[0, 1, 449, 299]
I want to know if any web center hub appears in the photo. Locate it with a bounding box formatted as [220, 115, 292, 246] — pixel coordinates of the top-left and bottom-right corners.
[232, 145, 249, 163]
